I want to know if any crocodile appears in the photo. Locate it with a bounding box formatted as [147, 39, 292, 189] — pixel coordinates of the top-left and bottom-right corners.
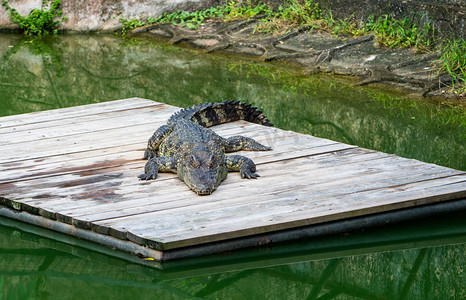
[138, 101, 273, 195]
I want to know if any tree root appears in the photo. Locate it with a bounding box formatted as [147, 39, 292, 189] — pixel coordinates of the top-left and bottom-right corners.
[388, 51, 441, 71]
[217, 15, 265, 34]
[131, 20, 450, 97]
[206, 42, 231, 53]
[357, 66, 427, 88]
[271, 25, 314, 46]
[421, 74, 459, 97]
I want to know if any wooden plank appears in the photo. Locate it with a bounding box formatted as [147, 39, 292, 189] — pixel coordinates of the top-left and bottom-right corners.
[79, 162, 465, 228]
[0, 148, 145, 185]
[3, 142, 358, 216]
[0, 131, 346, 190]
[0, 143, 145, 183]
[0, 117, 306, 170]
[65, 152, 432, 221]
[27, 147, 375, 221]
[1, 143, 358, 222]
[4, 144, 462, 228]
[0, 98, 158, 128]
[88, 156, 465, 239]
[0, 120, 267, 173]
[0, 101, 170, 134]
[0, 126, 151, 164]
[2, 141, 356, 204]
[88, 164, 463, 237]
[132, 178, 466, 249]
[0, 104, 175, 145]
[83, 169, 465, 238]
[0, 120, 280, 164]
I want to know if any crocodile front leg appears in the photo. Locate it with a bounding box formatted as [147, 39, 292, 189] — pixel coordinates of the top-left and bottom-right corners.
[138, 156, 177, 180]
[225, 155, 260, 179]
[144, 124, 172, 159]
[222, 135, 271, 152]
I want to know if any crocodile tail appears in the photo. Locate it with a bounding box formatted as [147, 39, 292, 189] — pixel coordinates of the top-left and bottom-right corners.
[167, 102, 212, 126]
[169, 100, 274, 127]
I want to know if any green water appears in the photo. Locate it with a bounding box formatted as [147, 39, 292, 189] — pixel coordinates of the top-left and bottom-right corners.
[1, 212, 465, 299]
[0, 33, 465, 299]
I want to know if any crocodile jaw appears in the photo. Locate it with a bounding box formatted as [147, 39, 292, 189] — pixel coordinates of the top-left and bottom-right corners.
[178, 162, 228, 196]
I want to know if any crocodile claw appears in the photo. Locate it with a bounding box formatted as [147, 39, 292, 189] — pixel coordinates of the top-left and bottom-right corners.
[143, 149, 155, 160]
[241, 170, 260, 179]
[138, 172, 157, 180]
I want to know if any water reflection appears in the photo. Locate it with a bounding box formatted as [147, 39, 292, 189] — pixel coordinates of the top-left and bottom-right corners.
[0, 33, 464, 170]
[1, 213, 465, 299]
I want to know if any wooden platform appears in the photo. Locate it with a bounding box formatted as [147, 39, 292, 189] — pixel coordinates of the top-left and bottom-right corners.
[1, 98, 465, 262]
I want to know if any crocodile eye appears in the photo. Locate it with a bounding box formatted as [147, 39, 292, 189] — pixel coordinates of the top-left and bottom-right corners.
[190, 155, 199, 168]
[207, 154, 216, 167]
[207, 159, 214, 167]
[207, 153, 218, 167]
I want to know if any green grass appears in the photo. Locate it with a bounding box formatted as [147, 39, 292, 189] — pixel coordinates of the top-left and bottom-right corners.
[252, 0, 321, 33]
[221, 0, 271, 22]
[364, 14, 435, 52]
[436, 39, 466, 93]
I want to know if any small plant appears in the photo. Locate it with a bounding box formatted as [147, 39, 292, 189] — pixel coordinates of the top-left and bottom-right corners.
[120, 18, 146, 35]
[1, 0, 65, 35]
[365, 14, 435, 52]
[146, 6, 224, 30]
[253, 0, 321, 34]
[320, 11, 367, 37]
[222, 0, 271, 22]
[279, 0, 321, 24]
[436, 39, 466, 92]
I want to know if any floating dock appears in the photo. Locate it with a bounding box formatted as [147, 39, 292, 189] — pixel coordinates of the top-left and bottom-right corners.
[0, 98, 465, 263]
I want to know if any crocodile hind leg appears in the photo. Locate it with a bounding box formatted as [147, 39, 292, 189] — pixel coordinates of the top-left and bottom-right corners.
[138, 156, 177, 180]
[144, 125, 172, 159]
[222, 135, 271, 152]
[225, 155, 260, 179]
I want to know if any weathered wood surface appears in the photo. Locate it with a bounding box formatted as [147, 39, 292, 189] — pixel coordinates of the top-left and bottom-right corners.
[1, 98, 465, 255]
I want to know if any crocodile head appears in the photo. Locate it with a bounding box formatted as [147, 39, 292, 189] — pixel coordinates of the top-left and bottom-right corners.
[177, 147, 228, 195]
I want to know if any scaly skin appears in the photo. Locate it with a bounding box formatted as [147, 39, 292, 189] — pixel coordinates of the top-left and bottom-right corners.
[139, 101, 273, 195]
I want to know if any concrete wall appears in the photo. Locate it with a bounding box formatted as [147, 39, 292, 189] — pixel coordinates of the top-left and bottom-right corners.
[0, 0, 220, 32]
